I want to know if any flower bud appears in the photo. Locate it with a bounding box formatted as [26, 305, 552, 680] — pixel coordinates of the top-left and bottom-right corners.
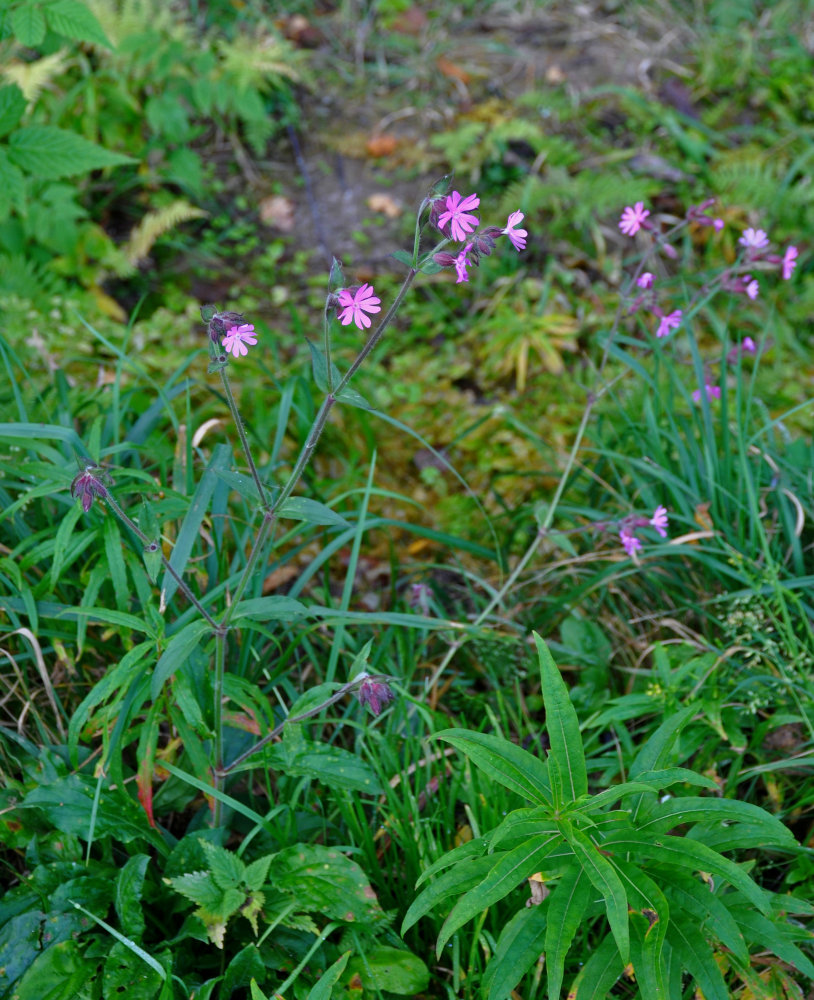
[356, 676, 396, 716]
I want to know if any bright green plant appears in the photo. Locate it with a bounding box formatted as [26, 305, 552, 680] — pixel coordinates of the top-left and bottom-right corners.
[404, 634, 813, 999]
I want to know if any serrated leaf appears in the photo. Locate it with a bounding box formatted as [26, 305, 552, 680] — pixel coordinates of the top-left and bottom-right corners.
[436, 729, 553, 807]
[12, 5, 46, 46]
[534, 632, 587, 804]
[402, 855, 497, 935]
[43, 0, 112, 47]
[200, 840, 246, 890]
[561, 822, 629, 963]
[437, 835, 561, 953]
[279, 496, 350, 527]
[244, 856, 272, 892]
[0, 84, 27, 136]
[8, 126, 134, 179]
[482, 904, 547, 1000]
[150, 619, 211, 700]
[545, 866, 591, 999]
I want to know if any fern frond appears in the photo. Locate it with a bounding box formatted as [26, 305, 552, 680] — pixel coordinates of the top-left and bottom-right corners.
[123, 200, 208, 265]
[2, 51, 71, 105]
[217, 33, 310, 90]
[84, 0, 188, 50]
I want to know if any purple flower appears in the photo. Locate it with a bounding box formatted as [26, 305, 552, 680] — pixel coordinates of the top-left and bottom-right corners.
[782, 245, 798, 280]
[222, 323, 257, 357]
[438, 191, 480, 242]
[502, 211, 528, 251]
[619, 202, 650, 236]
[743, 276, 759, 300]
[656, 309, 682, 339]
[713, 218, 725, 231]
[454, 244, 473, 283]
[70, 465, 110, 513]
[408, 582, 431, 615]
[637, 272, 655, 289]
[620, 527, 642, 558]
[356, 675, 396, 716]
[738, 227, 769, 250]
[692, 383, 722, 403]
[742, 336, 757, 354]
[649, 505, 669, 538]
[337, 283, 382, 330]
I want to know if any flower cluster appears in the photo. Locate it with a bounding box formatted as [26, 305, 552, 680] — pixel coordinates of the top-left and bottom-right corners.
[71, 464, 110, 513]
[618, 506, 669, 558]
[432, 190, 528, 284]
[355, 674, 396, 716]
[203, 309, 259, 359]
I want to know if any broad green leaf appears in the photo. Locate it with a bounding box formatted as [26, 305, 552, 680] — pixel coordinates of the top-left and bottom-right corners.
[150, 619, 211, 700]
[221, 945, 264, 999]
[659, 869, 747, 962]
[436, 729, 553, 807]
[561, 822, 629, 963]
[437, 835, 561, 953]
[545, 866, 591, 999]
[102, 940, 164, 1000]
[43, 0, 112, 47]
[12, 939, 96, 1000]
[344, 947, 429, 995]
[637, 796, 795, 845]
[279, 496, 350, 527]
[414, 836, 488, 888]
[8, 126, 134, 179]
[534, 632, 587, 804]
[269, 844, 384, 924]
[261, 740, 382, 794]
[115, 854, 150, 940]
[402, 855, 497, 934]
[160, 443, 231, 604]
[482, 904, 547, 1000]
[11, 5, 46, 46]
[0, 85, 27, 137]
[603, 830, 770, 913]
[688, 819, 798, 852]
[567, 931, 622, 999]
[306, 951, 350, 1000]
[231, 595, 308, 622]
[669, 914, 728, 1000]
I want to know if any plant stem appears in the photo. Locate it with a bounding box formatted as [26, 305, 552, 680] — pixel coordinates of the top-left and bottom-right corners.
[212, 629, 227, 826]
[219, 367, 270, 512]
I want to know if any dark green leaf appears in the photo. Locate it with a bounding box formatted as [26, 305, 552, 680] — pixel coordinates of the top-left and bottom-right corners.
[638, 796, 795, 845]
[221, 945, 264, 999]
[545, 866, 591, 999]
[102, 941, 164, 1000]
[659, 870, 747, 962]
[0, 84, 26, 136]
[534, 632, 587, 804]
[669, 914, 729, 1000]
[402, 855, 497, 935]
[733, 908, 814, 979]
[8, 126, 135, 179]
[115, 855, 150, 940]
[629, 706, 696, 778]
[305, 951, 350, 1000]
[568, 932, 622, 999]
[483, 904, 547, 1000]
[150, 619, 211, 700]
[414, 836, 488, 888]
[344, 947, 429, 995]
[269, 844, 384, 923]
[436, 729, 553, 807]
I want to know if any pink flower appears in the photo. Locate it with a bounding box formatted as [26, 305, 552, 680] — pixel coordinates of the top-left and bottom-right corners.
[454, 244, 473, 283]
[620, 527, 642, 558]
[71, 465, 110, 512]
[656, 309, 682, 339]
[337, 283, 381, 330]
[742, 336, 757, 354]
[743, 276, 759, 299]
[619, 202, 650, 236]
[222, 323, 258, 357]
[438, 191, 480, 242]
[649, 505, 668, 538]
[713, 218, 724, 231]
[637, 272, 655, 289]
[692, 383, 722, 403]
[357, 675, 396, 716]
[782, 245, 798, 280]
[502, 211, 527, 251]
[738, 227, 769, 250]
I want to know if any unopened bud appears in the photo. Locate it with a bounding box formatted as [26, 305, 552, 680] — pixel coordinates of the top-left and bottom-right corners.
[356, 676, 396, 716]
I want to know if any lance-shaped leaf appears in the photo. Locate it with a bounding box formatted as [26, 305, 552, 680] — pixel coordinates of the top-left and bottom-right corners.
[402, 856, 497, 935]
[614, 861, 670, 999]
[636, 796, 795, 845]
[668, 914, 729, 1000]
[733, 909, 814, 980]
[414, 836, 488, 889]
[435, 729, 553, 807]
[544, 865, 591, 999]
[482, 905, 547, 1000]
[567, 931, 623, 999]
[659, 869, 747, 963]
[534, 632, 587, 805]
[436, 835, 561, 954]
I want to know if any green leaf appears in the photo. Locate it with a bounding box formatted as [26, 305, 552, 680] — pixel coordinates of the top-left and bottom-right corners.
[214, 468, 262, 503]
[269, 844, 384, 923]
[69, 605, 153, 633]
[638, 796, 795, 845]
[279, 496, 350, 527]
[7, 126, 134, 179]
[43, 0, 112, 46]
[103, 516, 129, 610]
[629, 706, 696, 778]
[150, 619, 211, 700]
[482, 904, 547, 1000]
[231, 595, 308, 622]
[391, 249, 414, 267]
[633, 767, 719, 792]
[401, 855, 497, 935]
[0, 84, 27, 137]
[603, 830, 770, 913]
[262, 741, 382, 794]
[49, 502, 84, 591]
[200, 840, 246, 890]
[567, 932, 622, 999]
[102, 940, 164, 1000]
[614, 862, 670, 999]
[545, 866, 591, 999]
[669, 914, 729, 1000]
[344, 947, 429, 995]
[414, 836, 488, 888]
[487, 807, 559, 852]
[534, 632, 587, 804]
[221, 944, 264, 999]
[244, 856, 272, 892]
[437, 835, 561, 953]
[659, 869, 747, 963]
[160, 443, 231, 605]
[250, 981, 269, 1000]
[733, 908, 814, 980]
[436, 729, 553, 807]
[561, 822, 629, 963]
[11, 939, 96, 1000]
[11, 5, 46, 46]
[115, 854, 150, 940]
[306, 951, 350, 1000]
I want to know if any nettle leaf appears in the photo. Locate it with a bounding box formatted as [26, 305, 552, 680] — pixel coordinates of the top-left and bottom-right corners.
[436, 835, 561, 953]
[200, 840, 246, 890]
[11, 5, 46, 46]
[534, 632, 587, 805]
[436, 729, 553, 807]
[166, 870, 225, 910]
[544, 866, 591, 999]
[7, 127, 134, 179]
[0, 84, 26, 137]
[402, 855, 497, 935]
[43, 0, 112, 47]
[482, 904, 547, 1000]
[244, 856, 272, 893]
